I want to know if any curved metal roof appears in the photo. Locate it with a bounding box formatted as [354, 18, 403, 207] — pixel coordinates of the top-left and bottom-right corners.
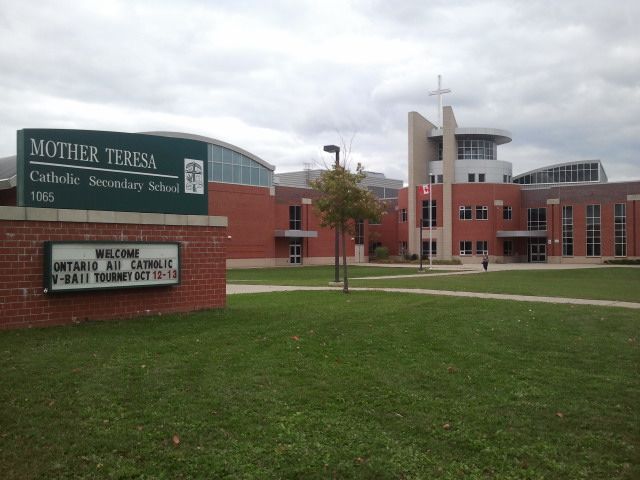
[141, 131, 275, 171]
[428, 127, 512, 145]
[0, 155, 17, 190]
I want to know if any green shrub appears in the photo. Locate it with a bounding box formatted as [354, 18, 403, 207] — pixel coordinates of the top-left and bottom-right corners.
[604, 259, 640, 265]
[374, 246, 389, 259]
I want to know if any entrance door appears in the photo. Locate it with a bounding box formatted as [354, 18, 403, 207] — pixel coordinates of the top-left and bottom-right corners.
[528, 239, 547, 263]
[289, 239, 302, 264]
[355, 244, 365, 263]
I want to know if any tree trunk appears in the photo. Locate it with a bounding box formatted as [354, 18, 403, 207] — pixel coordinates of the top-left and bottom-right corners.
[341, 226, 349, 293]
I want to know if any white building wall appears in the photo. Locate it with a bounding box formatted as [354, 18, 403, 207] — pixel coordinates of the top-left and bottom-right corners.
[429, 160, 512, 183]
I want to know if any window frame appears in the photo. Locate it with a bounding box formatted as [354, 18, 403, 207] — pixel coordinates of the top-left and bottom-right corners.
[586, 204, 601, 257]
[459, 205, 472, 220]
[562, 205, 573, 257]
[459, 240, 472, 256]
[475, 205, 488, 220]
[289, 205, 302, 230]
[614, 203, 627, 257]
[422, 200, 437, 227]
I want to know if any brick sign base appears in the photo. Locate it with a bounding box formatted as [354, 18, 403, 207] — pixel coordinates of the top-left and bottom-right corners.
[0, 207, 227, 329]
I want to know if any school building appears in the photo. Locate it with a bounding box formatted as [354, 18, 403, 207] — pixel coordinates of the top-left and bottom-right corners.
[1, 111, 639, 271]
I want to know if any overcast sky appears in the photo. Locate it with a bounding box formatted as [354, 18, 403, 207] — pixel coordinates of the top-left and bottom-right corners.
[1, 0, 639, 182]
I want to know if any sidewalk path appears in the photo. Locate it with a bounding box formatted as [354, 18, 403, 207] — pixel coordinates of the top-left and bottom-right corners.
[226, 284, 640, 310]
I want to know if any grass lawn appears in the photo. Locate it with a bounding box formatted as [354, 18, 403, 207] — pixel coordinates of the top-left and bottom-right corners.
[352, 267, 640, 303]
[1, 292, 638, 478]
[227, 265, 447, 286]
[230, 266, 640, 303]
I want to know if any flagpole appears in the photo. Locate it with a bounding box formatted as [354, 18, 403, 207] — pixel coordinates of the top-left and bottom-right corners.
[418, 185, 423, 272]
[429, 180, 433, 270]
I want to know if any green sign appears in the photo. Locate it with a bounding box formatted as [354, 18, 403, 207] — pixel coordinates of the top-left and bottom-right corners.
[17, 129, 208, 215]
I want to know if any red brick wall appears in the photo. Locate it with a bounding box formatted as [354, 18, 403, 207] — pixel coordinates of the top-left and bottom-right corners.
[452, 184, 522, 257]
[208, 183, 275, 259]
[0, 220, 226, 329]
[522, 182, 640, 259]
[370, 199, 399, 255]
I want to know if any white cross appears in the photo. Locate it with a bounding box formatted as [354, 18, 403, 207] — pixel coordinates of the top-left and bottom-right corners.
[428, 75, 451, 128]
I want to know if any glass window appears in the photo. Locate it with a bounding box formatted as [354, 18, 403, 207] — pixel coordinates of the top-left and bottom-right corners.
[289, 205, 301, 230]
[437, 174, 443, 183]
[241, 165, 250, 184]
[355, 220, 365, 245]
[459, 206, 472, 220]
[468, 173, 476, 183]
[614, 203, 626, 257]
[422, 240, 437, 258]
[586, 205, 601, 256]
[457, 139, 496, 160]
[476, 205, 488, 220]
[250, 167, 260, 186]
[562, 206, 573, 256]
[209, 144, 272, 187]
[422, 200, 437, 227]
[211, 162, 223, 182]
[478, 173, 486, 183]
[528, 208, 547, 231]
[476, 240, 488, 255]
[211, 145, 223, 162]
[503, 240, 513, 256]
[233, 165, 242, 183]
[400, 209, 407, 223]
[222, 163, 233, 183]
[503, 206, 512, 220]
[459, 241, 472, 256]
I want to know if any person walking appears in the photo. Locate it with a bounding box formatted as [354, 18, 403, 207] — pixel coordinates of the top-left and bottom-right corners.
[482, 254, 489, 272]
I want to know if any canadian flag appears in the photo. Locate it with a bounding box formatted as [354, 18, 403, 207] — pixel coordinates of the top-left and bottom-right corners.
[421, 184, 431, 195]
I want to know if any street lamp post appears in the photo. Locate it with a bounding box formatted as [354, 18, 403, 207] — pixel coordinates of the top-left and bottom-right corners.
[323, 144, 341, 283]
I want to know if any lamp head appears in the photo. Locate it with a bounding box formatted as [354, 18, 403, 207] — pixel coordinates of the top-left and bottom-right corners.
[323, 145, 340, 154]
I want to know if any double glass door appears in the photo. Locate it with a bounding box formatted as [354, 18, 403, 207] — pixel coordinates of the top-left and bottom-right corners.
[528, 238, 546, 263]
[289, 239, 302, 264]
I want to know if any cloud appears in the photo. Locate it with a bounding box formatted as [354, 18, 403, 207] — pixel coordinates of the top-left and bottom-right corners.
[0, 0, 638, 182]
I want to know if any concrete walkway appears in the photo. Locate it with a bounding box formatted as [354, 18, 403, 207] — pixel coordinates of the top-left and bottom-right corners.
[226, 283, 640, 310]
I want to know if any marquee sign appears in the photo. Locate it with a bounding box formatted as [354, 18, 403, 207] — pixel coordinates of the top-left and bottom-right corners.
[44, 241, 180, 293]
[17, 129, 208, 215]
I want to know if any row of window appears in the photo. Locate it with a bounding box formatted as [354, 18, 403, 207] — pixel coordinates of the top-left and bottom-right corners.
[436, 139, 498, 161]
[514, 162, 600, 185]
[459, 240, 488, 256]
[467, 173, 486, 183]
[459, 205, 489, 221]
[561, 204, 627, 257]
[427, 174, 513, 184]
[401, 204, 515, 223]
[209, 144, 272, 187]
